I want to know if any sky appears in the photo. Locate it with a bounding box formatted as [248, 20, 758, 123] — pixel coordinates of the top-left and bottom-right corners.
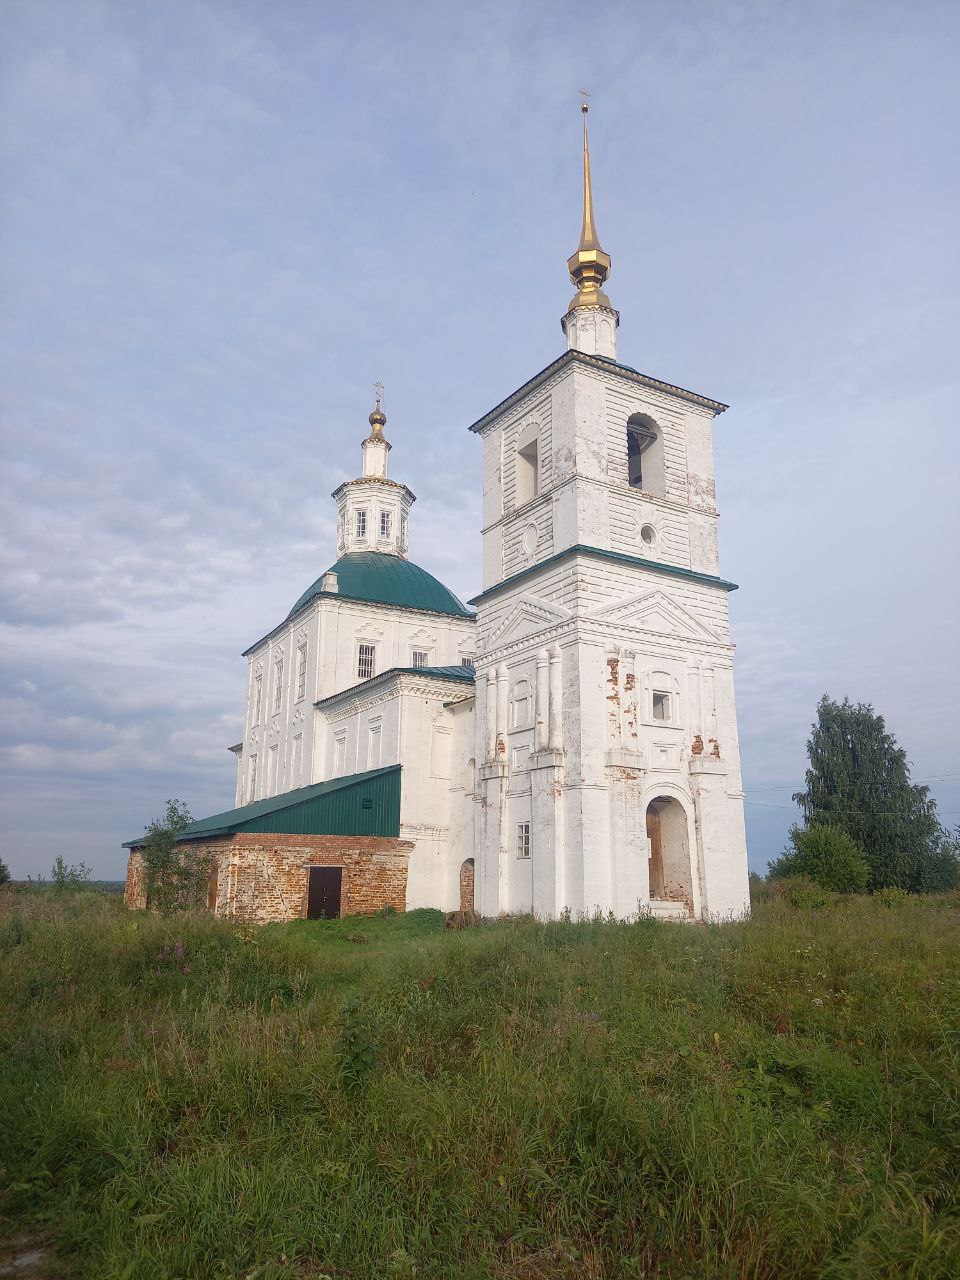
[2, 0, 958, 880]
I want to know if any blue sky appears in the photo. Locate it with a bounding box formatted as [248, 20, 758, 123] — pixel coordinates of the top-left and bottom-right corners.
[2, 0, 958, 879]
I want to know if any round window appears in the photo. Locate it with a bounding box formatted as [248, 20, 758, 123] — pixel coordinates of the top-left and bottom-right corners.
[640, 523, 657, 546]
[522, 523, 539, 555]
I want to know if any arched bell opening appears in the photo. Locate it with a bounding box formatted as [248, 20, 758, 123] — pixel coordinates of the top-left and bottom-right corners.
[645, 797, 693, 912]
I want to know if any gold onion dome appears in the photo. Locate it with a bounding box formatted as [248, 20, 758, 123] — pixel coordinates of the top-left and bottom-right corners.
[366, 381, 388, 439]
[567, 100, 613, 312]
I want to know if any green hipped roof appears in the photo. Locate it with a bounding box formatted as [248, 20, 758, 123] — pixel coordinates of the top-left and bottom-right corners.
[288, 553, 474, 621]
[123, 765, 401, 847]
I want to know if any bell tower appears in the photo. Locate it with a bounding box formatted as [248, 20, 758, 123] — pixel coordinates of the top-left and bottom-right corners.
[469, 101, 750, 923]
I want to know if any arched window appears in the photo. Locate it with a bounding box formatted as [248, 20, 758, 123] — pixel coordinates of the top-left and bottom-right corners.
[515, 421, 540, 506]
[626, 413, 665, 497]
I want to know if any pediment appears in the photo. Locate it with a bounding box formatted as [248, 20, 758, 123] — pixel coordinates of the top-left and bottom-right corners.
[588, 589, 718, 641]
[487, 594, 571, 649]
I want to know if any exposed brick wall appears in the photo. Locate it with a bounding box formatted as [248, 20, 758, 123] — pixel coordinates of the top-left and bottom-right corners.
[124, 834, 411, 924]
[124, 851, 147, 910]
[459, 857, 475, 912]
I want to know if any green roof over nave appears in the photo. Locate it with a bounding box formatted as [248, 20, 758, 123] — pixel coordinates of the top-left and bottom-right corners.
[288, 552, 474, 621]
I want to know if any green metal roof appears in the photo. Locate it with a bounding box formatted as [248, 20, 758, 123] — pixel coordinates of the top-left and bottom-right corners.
[395, 665, 475, 682]
[314, 664, 475, 709]
[288, 552, 474, 621]
[123, 765, 401, 847]
[468, 543, 738, 606]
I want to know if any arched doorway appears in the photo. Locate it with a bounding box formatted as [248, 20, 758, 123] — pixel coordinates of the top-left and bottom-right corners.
[645, 798, 693, 910]
[459, 858, 475, 913]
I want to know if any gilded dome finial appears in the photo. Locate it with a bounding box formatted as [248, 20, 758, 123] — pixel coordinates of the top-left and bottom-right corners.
[566, 91, 612, 312]
[368, 380, 386, 434]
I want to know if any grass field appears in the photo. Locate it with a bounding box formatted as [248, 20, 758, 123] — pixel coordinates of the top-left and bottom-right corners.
[1, 888, 958, 1279]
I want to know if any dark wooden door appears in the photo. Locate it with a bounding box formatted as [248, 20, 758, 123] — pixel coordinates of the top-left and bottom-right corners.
[307, 867, 342, 919]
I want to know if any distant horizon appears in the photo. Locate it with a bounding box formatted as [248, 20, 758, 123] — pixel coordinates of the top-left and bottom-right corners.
[2, 0, 958, 878]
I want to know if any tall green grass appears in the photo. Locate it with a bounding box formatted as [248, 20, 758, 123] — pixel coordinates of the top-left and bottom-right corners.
[1, 888, 958, 1278]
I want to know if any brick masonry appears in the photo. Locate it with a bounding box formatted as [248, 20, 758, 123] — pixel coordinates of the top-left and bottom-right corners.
[124, 833, 412, 924]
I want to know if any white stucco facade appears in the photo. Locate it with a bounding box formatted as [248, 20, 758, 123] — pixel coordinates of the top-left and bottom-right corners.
[468, 349, 750, 922]
[224, 109, 750, 921]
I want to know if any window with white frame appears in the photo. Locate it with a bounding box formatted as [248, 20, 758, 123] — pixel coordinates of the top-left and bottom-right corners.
[510, 678, 532, 729]
[400, 514, 407, 546]
[292, 734, 303, 788]
[333, 733, 346, 776]
[296, 644, 307, 701]
[357, 643, 376, 681]
[367, 723, 382, 769]
[411, 649, 429, 669]
[652, 690, 672, 722]
[252, 674, 262, 725]
[273, 658, 284, 711]
[380, 510, 392, 539]
[248, 754, 258, 802]
[355, 508, 367, 539]
[516, 821, 531, 859]
[461, 656, 475, 669]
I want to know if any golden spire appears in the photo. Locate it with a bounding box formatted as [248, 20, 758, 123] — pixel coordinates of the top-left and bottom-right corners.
[367, 380, 386, 435]
[566, 91, 612, 312]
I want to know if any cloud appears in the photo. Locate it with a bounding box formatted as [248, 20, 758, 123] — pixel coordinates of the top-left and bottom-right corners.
[2, 0, 958, 877]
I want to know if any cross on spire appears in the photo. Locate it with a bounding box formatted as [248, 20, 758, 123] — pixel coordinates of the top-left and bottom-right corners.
[578, 87, 590, 113]
[373, 380, 384, 413]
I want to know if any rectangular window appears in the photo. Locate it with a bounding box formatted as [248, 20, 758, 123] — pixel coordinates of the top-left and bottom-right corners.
[292, 733, 303, 788]
[400, 514, 407, 546]
[357, 643, 376, 681]
[252, 674, 262, 725]
[380, 510, 391, 539]
[516, 821, 531, 859]
[268, 743, 279, 793]
[368, 723, 382, 769]
[296, 643, 307, 701]
[461, 657, 475, 669]
[274, 658, 283, 711]
[333, 733, 346, 777]
[248, 754, 258, 802]
[355, 509, 367, 539]
[411, 649, 429, 669]
[652, 691, 671, 722]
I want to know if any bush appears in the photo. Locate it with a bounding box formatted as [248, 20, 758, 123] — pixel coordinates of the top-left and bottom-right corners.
[0, 856, 10, 886]
[873, 885, 910, 909]
[768, 824, 869, 894]
[50, 856, 91, 890]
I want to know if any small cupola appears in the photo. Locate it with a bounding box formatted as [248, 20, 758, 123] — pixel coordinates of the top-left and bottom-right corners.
[333, 384, 416, 559]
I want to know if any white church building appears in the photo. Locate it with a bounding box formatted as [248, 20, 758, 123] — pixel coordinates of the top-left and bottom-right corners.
[125, 106, 750, 924]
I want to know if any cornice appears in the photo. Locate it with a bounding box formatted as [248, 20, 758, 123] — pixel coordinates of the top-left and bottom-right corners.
[331, 477, 415, 501]
[469, 544, 738, 606]
[242, 592, 476, 659]
[467, 350, 727, 436]
[314, 668, 475, 715]
[481, 473, 718, 538]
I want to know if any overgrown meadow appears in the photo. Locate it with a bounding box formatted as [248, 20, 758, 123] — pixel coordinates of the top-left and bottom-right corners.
[1, 888, 958, 1279]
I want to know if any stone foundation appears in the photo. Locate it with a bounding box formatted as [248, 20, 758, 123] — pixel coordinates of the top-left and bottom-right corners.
[124, 832, 412, 923]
